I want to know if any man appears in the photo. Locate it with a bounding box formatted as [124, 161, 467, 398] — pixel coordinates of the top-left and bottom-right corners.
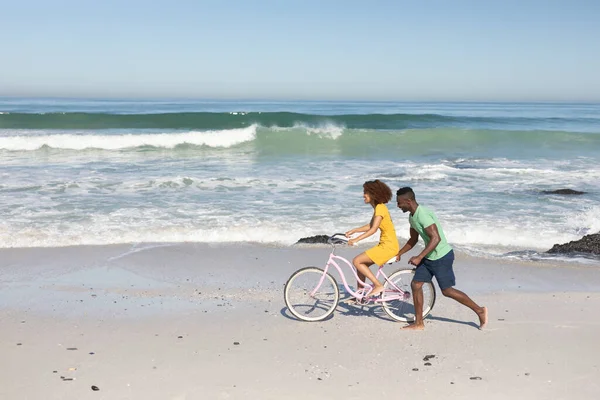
[395, 187, 487, 330]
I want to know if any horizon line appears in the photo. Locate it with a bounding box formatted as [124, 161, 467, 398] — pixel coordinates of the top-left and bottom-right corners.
[1, 95, 599, 105]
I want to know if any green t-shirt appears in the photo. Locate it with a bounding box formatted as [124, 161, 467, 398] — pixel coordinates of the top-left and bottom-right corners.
[408, 205, 452, 260]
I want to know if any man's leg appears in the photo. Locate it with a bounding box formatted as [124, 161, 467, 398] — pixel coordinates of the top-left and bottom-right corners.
[352, 253, 384, 296]
[432, 251, 488, 329]
[402, 280, 425, 330]
[441, 287, 488, 329]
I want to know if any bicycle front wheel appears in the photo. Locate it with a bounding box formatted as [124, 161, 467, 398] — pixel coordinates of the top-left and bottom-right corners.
[284, 267, 339, 322]
[382, 269, 436, 322]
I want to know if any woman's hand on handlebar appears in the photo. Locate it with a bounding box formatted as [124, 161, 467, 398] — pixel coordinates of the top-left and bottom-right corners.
[345, 229, 357, 238]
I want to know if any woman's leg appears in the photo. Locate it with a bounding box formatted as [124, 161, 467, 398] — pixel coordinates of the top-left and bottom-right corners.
[356, 270, 366, 290]
[352, 253, 384, 296]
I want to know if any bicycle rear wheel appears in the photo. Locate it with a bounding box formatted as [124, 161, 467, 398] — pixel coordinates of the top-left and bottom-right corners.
[284, 267, 339, 322]
[381, 269, 436, 322]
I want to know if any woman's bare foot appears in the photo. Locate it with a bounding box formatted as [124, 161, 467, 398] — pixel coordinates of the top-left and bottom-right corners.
[477, 307, 488, 329]
[401, 322, 425, 330]
[368, 285, 385, 297]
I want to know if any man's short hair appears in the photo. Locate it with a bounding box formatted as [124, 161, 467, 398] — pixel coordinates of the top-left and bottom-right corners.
[396, 186, 415, 200]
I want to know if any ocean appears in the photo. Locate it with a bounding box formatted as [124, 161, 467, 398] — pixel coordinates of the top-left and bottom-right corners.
[1, 98, 599, 264]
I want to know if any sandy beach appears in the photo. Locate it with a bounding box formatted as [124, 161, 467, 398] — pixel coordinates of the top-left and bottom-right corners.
[1, 243, 599, 400]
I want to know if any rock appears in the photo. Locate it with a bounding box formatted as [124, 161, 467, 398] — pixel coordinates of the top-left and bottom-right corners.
[541, 189, 586, 195]
[295, 235, 330, 244]
[547, 233, 600, 255]
[424, 362, 432, 366]
[470, 376, 482, 380]
[91, 385, 100, 391]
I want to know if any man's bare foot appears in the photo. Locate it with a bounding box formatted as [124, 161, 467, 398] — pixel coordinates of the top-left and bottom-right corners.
[369, 285, 384, 297]
[401, 322, 425, 331]
[477, 307, 488, 329]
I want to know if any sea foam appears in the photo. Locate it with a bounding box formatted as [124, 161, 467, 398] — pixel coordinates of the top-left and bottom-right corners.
[0, 125, 257, 150]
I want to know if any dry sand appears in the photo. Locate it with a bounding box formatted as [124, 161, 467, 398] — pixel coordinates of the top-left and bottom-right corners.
[1, 243, 599, 399]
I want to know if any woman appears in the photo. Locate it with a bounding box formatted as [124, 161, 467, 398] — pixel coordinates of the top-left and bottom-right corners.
[346, 180, 399, 298]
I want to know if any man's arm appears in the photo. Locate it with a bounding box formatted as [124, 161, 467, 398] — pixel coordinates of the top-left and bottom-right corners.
[408, 224, 441, 266]
[396, 228, 419, 260]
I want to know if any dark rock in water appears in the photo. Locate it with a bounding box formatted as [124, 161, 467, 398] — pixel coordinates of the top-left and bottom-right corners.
[547, 233, 600, 255]
[296, 235, 330, 244]
[541, 189, 586, 195]
[91, 386, 100, 391]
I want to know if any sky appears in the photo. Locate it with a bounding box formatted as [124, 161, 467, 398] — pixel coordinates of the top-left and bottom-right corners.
[1, 0, 599, 101]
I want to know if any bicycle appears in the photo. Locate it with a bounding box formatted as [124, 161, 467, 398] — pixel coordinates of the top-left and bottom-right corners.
[284, 233, 436, 322]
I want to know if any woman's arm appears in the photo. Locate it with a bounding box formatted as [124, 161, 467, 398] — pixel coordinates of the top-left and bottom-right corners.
[345, 223, 371, 237]
[348, 216, 382, 246]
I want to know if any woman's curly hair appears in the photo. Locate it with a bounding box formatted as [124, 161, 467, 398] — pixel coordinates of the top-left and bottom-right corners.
[363, 180, 392, 204]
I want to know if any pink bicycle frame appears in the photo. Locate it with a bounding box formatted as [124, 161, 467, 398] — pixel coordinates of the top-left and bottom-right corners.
[311, 250, 408, 303]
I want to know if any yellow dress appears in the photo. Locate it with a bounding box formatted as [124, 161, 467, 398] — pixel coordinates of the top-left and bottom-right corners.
[365, 203, 399, 266]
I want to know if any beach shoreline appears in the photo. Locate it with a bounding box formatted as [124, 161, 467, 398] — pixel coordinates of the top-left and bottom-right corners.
[1, 243, 599, 399]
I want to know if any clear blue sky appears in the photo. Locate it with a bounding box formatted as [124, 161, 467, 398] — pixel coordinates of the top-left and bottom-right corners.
[1, 0, 599, 101]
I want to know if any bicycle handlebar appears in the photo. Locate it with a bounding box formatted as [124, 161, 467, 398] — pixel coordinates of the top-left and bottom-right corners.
[328, 233, 349, 245]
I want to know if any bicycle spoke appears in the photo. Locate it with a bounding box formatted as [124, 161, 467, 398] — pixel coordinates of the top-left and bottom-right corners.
[381, 269, 436, 322]
[284, 267, 339, 322]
